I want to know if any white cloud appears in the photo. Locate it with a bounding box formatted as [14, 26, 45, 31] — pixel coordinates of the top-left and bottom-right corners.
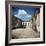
[14, 14, 17, 17]
[27, 14, 31, 18]
[14, 9, 32, 21]
[18, 9, 27, 16]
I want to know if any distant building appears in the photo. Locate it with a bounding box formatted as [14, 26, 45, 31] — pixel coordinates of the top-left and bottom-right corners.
[22, 20, 32, 28]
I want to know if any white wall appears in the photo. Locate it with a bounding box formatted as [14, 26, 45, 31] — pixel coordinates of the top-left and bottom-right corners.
[0, 0, 46, 46]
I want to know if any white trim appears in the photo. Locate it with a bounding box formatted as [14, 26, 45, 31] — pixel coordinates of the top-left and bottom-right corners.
[10, 2, 42, 7]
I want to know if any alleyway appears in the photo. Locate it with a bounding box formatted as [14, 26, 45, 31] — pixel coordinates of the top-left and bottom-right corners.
[12, 28, 40, 39]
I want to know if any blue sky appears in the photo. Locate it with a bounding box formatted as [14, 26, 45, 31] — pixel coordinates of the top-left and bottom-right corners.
[12, 6, 40, 21]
